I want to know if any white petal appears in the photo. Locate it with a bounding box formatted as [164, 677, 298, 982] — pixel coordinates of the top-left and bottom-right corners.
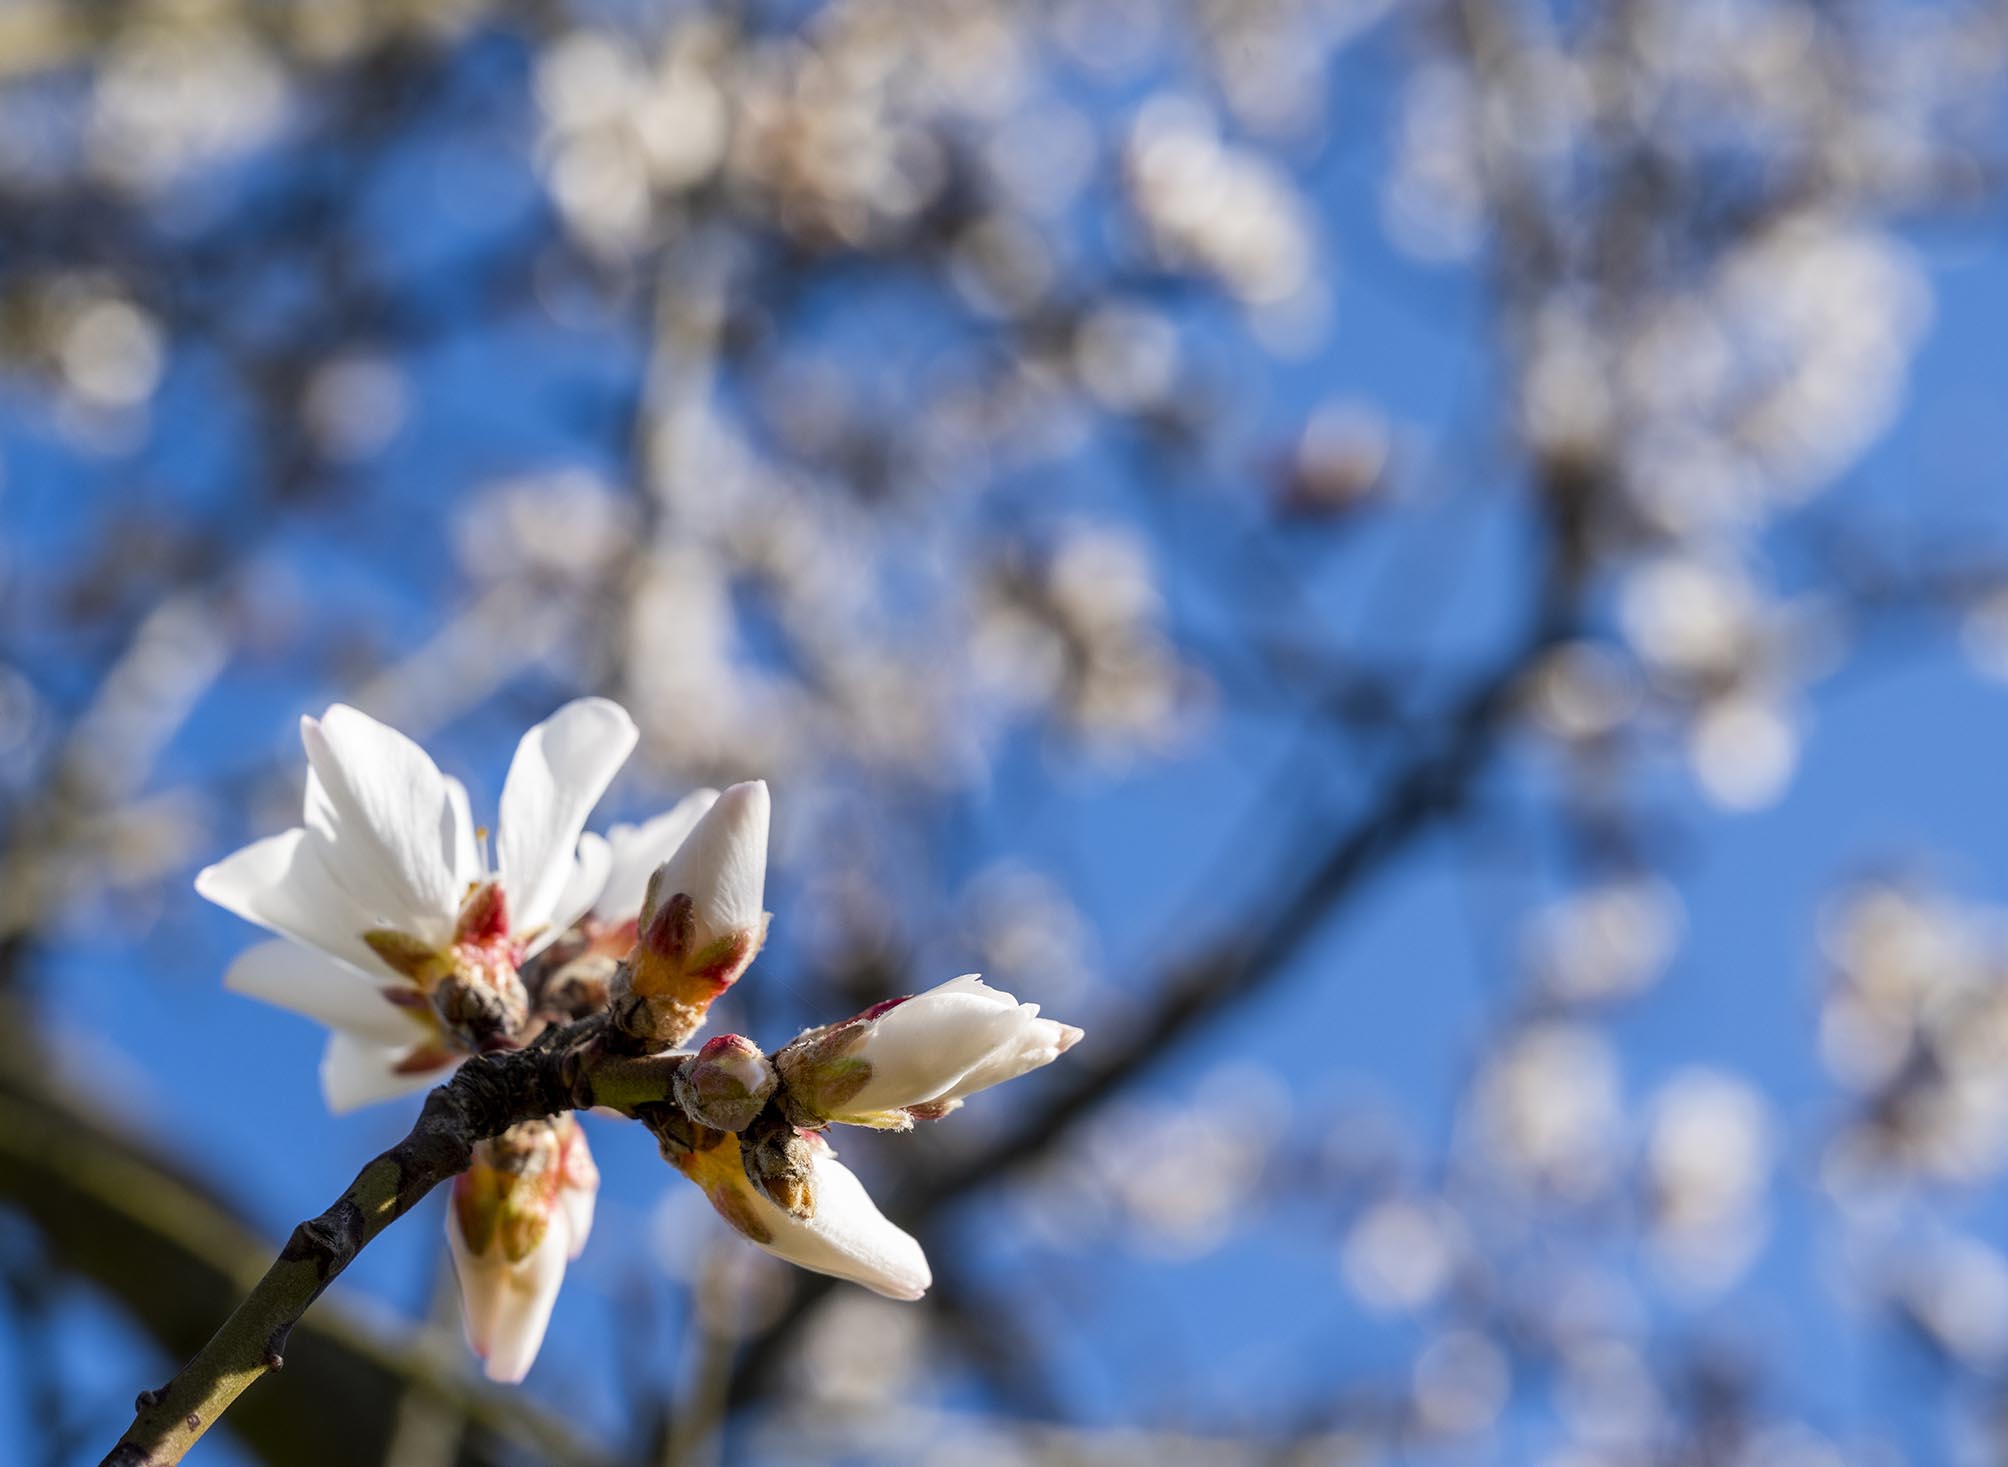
[320, 1031, 455, 1114]
[301, 706, 465, 943]
[447, 1204, 571, 1384]
[939, 1016, 1082, 1105]
[443, 775, 480, 892]
[224, 939, 422, 1047]
[925, 973, 1003, 1003]
[846, 978, 1029, 1112]
[651, 781, 768, 942]
[526, 833, 611, 960]
[561, 1184, 597, 1261]
[743, 1146, 930, 1301]
[597, 789, 720, 924]
[304, 767, 337, 830]
[497, 699, 638, 938]
[195, 828, 385, 976]
[558, 1122, 601, 1259]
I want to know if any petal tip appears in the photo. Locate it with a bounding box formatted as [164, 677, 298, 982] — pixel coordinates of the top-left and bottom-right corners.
[719, 780, 770, 818]
[480, 1353, 532, 1385]
[889, 1258, 933, 1301]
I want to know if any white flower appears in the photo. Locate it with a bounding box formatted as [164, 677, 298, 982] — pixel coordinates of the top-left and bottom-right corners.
[593, 787, 719, 927]
[780, 974, 1083, 1129]
[612, 780, 770, 1045]
[197, 699, 637, 1110]
[674, 1130, 930, 1301]
[446, 1115, 600, 1383]
[642, 779, 769, 950]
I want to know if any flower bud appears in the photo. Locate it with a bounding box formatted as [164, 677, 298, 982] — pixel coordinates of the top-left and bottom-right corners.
[674, 1033, 779, 1132]
[670, 1129, 930, 1300]
[446, 1115, 598, 1383]
[611, 781, 770, 1047]
[740, 1118, 820, 1219]
[777, 974, 1081, 1129]
[527, 948, 618, 1022]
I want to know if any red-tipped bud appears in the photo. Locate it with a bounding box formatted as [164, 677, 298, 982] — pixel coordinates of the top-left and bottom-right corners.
[611, 782, 770, 1047]
[674, 1034, 779, 1132]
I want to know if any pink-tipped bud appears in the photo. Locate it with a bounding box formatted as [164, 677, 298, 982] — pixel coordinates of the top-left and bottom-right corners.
[674, 1033, 779, 1132]
[611, 781, 770, 1047]
[446, 1116, 597, 1383]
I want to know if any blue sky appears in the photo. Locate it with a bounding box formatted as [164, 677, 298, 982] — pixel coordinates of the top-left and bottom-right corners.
[7, 19, 2008, 1465]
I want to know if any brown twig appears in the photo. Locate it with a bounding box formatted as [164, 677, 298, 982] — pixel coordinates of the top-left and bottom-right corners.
[98, 1022, 683, 1467]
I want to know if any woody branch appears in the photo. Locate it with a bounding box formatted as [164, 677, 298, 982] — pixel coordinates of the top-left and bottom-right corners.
[99, 1019, 681, 1467]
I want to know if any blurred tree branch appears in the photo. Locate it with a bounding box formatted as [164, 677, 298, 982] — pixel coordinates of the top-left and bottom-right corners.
[728, 465, 1595, 1399]
[0, 996, 611, 1467]
[91, 1019, 692, 1465]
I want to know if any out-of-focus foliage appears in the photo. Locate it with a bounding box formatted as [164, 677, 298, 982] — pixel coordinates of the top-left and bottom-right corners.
[7, 0, 2008, 1463]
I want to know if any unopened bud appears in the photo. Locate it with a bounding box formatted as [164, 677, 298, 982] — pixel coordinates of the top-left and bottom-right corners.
[674, 1034, 779, 1132]
[533, 950, 618, 1021]
[447, 1116, 598, 1383]
[666, 1128, 931, 1300]
[775, 975, 1081, 1129]
[611, 781, 770, 1047]
[454, 1122, 560, 1263]
[773, 1012, 877, 1125]
[741, 1120, 819, 1220]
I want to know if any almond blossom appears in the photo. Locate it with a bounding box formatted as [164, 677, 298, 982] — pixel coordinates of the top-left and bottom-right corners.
[197, 698, 637, 1110]
[195, 724, 1076, 1377]
[610, 780, 770, 1046]
[446, 1114, 600, 1383]
[777, 974, 1083, 1129]
[672, 1128, 930, 1301]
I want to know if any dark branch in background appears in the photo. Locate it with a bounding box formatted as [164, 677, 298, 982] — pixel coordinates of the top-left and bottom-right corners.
[0, 1008, 609, 1467]
[727, 472, 1595, 1404]
[92, 1019, 681, 1467]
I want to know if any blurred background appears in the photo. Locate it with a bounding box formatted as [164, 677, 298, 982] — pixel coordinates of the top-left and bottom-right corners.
[5, 0, 2008, 1463]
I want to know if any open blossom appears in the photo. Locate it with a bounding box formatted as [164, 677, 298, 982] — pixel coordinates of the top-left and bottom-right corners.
[673, 1129, 930, 1300]
[611, 781, 770, 1046]
[778, 974, 1083, 1129]
[447, 1115, 599, 1383]
[197, 699, 637, 1110]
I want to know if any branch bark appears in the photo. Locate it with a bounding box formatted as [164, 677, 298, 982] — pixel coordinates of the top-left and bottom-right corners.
[97, 1020, 682, 1467]
[0, 1065, 612, 1467]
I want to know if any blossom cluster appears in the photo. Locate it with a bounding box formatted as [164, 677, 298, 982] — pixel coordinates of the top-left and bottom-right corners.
[199, 699, 1080, 1381]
